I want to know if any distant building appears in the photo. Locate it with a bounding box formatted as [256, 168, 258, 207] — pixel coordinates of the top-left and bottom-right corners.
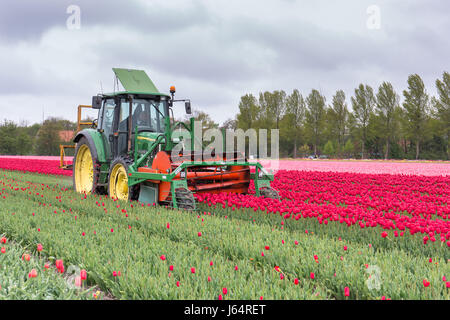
[59, 130, 75, 143]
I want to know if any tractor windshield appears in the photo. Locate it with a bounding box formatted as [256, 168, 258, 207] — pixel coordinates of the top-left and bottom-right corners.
[119, 98, 167, 133]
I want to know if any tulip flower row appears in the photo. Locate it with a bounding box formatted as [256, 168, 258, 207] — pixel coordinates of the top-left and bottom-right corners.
[0, 157, 72, 176]
[258, 159, 450, 176]
[196, 170, 450, 249]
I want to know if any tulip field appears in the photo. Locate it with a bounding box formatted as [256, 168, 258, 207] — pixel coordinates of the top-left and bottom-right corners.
[0, 157, 449, 300]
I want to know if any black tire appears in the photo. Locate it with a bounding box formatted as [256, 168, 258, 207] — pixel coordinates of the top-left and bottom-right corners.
[73, 137, 102, 194]
[108, 156, 139, 201]
[174, 187, 196, 210]
[260, 187, 280, 200]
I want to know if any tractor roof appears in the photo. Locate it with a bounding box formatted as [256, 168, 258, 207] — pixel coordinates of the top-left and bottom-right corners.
[104, 68, 170, 97]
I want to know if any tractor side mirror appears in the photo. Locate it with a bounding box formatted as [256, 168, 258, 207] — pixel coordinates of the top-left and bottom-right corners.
[185, 101, 192, 114]
[92, 96, 102, 109]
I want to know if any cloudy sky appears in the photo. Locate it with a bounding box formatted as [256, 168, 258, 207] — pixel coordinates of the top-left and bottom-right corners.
[0, 0, 448, 126]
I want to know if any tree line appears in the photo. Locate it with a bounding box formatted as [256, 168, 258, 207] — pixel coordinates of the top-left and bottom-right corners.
[0, 72, 448, 160]
[0, 118, 76, 156]
[227, 72, 449, 160]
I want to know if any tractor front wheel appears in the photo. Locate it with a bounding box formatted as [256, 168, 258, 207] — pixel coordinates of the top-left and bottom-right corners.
[108, 157, 139, 202]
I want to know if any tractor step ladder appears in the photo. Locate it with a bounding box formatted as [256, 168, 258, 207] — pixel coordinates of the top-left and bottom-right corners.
[59, 105, 95, 169]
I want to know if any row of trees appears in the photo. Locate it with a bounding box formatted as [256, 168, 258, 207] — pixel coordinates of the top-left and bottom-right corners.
[229, 72, 449, 160]
[0, 118, 76, 156]
[0, 72, 448, 160]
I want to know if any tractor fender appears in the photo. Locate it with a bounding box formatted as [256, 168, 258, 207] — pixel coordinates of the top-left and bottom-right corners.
[73, 129, 106, 163]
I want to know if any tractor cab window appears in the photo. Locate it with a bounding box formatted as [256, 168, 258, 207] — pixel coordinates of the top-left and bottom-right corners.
[100, 99, 115, 138]
[119, 98, 166, 133]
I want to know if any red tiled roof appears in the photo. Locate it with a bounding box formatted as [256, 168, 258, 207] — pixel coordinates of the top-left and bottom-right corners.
[59, 130, 74, 142]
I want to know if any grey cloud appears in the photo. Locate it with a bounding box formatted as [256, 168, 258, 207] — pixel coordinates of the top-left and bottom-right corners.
[0, 0, 448, 126]
[0, 0, 212, 42]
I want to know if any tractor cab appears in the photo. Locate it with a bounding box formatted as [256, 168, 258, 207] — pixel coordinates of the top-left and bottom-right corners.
[89, 68, 176, 162]
[90, 68, 191, 162]
[94, 93, 169, 161]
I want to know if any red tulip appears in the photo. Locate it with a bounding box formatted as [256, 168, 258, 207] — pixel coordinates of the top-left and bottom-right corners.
[344, 287, 350, 297]
[37, 244, 43, 252]
[80, 269, 87, 281]
[55, 259, 63, 270]
[28, 269, 37, 278]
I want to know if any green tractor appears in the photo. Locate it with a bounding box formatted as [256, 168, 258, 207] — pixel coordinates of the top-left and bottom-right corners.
[72, 68, 279, 209]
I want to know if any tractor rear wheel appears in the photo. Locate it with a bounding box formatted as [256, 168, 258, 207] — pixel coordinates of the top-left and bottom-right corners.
[73, 137, 98, 194]
[108, 156, 139, 201]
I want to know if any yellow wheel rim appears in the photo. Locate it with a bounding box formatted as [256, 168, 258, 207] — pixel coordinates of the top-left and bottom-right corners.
[109, 163, 129, 201]
[74, 144, 94, 193]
